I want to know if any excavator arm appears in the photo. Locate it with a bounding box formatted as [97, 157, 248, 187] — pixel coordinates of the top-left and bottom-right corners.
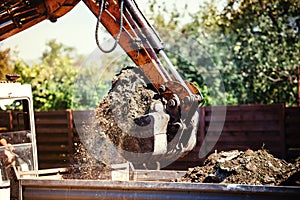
[0, 0, 203, 159]
[0, 0, 81, 39]
[1, 0, 170, 85]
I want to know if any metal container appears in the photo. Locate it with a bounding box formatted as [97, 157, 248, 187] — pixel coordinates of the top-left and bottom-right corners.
[20, 178, 300, 200]
[18, 168, 300, 200]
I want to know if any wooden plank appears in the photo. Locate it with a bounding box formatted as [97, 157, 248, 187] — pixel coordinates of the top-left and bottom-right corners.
[38, 152, 71, 158]
[35, 119, 69, 125]
[285, 106, 300, 159]
[285, 116, 300, 124]
[66, 110, 74, 162]
[38, 159, 71, 164]
[37, 136, 70, 143]
[0, 112, 11, 131]
[37, 145, 70, 152]
[205, 135, 282, 143]
[39, 156, 71, 162]
[35, 110, 70, 116]
[276, 104, 286, 158]
[286, 135, 300, 147]
[35, 128, 70, 133]
[34, 110, 74, 169]
[286, 107, 300, 114]
[205, 124, 281, 132]
[39, 163, 70, 169]
[205, 113, 281, 122]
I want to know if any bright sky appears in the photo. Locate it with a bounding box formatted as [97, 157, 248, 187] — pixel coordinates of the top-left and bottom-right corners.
[0, 1, 224, 62]
[0, 2, 96, 61]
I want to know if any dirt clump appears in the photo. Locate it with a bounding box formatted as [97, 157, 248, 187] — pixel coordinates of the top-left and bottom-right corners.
[94, 66, 159, 154]
[174, 149, 300, 186]
[64, 66, 160, 179]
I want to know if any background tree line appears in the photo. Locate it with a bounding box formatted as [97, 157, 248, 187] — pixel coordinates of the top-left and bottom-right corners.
[0, 40, 110, 111]
[0, 0, 299, 110]
[148, 0, 299, 105]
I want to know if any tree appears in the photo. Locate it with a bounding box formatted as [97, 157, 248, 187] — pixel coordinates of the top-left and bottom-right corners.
[1, 39, 126, 111]
[211, 0, 300, 105]
[146, 0, 299, 106]
[0, 48, 16, 79]
[13, 39, 116, 111]
[145, 1, 236, 105]
[198, 0, 300, 105]
[72, 64, 111, 110]
[14, 39, 79, 110]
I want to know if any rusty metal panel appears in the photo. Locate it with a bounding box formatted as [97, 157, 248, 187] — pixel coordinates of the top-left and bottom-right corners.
[21, 179, 300, 200]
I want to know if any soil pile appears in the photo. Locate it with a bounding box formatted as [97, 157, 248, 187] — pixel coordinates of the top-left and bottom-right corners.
[64, 67, 158, 179]
[95, 66, 157, 153]
[174, 149, 300, 186]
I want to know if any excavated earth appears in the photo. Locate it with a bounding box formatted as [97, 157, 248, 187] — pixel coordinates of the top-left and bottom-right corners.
[65, 67, 300, 186]
[174, 149, 300, 186]
[64, 66, 159, 179]
[94, 66, 158, 154]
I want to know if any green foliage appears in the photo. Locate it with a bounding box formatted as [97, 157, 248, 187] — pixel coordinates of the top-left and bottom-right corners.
[9, 39, 108, 111]
[1, 40, 129, 111]
[147, 1, 235, 105]
[147, 0, 299, 106]
[0, 48, 16, 79]
[72, 49, 133, 110]
[72, 64, 110, 110]
[208, 0, 300, 105]
[14, 40, 79, 110]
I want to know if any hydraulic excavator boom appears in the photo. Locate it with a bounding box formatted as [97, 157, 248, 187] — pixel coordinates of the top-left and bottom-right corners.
[0, 0, 203, 161]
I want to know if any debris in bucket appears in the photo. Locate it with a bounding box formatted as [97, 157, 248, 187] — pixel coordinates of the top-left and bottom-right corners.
[173, 149, 300, 186]
[64, 66, 158, 178]
[94, 66, 158, 154]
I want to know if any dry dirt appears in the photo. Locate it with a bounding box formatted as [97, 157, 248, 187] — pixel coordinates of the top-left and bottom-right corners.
[64, 66, 160, 179]
[174, 149, 300, 186]
[65, 67, 300, 186]
[92, 66, 184, 169]
[62, 142, 112, 180]
[94, 66, 158, 154]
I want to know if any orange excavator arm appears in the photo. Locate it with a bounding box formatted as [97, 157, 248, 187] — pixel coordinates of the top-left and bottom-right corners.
[0, 0, 169, 85]
[0, 0, 81, 40]
[0, 0, 203, 157]
[0, 0, 202, 98]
